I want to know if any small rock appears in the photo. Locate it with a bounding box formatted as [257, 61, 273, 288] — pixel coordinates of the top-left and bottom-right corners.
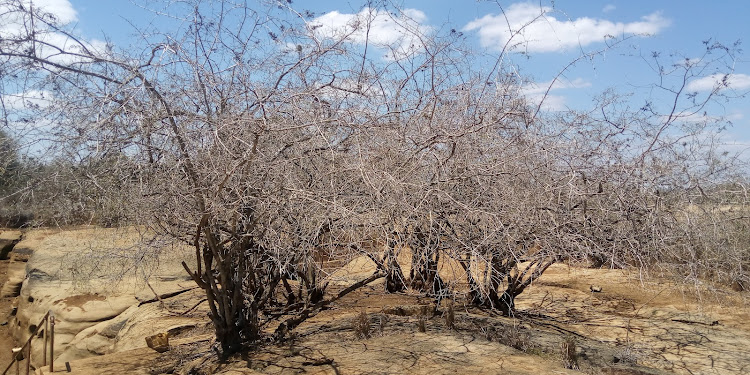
[590, 285, 603, 293]
[11, 347, 24, 361]
[145, 332, 170, 353]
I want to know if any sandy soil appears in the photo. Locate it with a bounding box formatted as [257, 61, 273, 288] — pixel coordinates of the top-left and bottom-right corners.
[201, 264, 749, 375]
[2, 227, 748, 374]
[527, 265, 750, 374]
[50, 266, 748, 375]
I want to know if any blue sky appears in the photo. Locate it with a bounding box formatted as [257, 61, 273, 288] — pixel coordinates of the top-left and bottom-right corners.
[5, 0, 750, 158]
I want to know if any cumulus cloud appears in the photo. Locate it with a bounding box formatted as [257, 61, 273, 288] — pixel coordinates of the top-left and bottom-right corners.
[310, 7, 431, 59]
[685, 73, 750, 92]
[1, 90, 54, 110]
[522, 77, 591, 95]
[0, 0, 78, 34]
[0, 0, 108, 64]
[29, 0, 77, 23]
[520, 77, 591, 110]
[602, 4, 616, 13]
[463, 2, 670, 53]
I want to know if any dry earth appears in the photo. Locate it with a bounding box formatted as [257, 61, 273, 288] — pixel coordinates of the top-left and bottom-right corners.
[0, 227, 748, 375]
[0, 228, 23, 367]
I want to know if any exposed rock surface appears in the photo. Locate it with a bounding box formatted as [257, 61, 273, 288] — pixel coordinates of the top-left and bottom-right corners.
[5, 227, 204, 368]
[0, 261, 24, 298]
[0, 229, 21, 260]
[0, 229, 24, 367]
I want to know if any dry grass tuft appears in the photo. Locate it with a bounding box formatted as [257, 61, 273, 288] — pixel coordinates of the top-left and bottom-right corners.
[443, 301, 455, 330]
[560, 335, 579, 370]
[378, 314, 390, 336]
[352, 311, 372, 339]
[481, 324, 537, 353]
[416, 305, 430, 332]
[417, 315, 427, 332]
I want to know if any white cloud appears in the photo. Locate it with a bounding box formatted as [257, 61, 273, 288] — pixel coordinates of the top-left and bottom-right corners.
[463, 2, 670, 53]
[521, 77, 591, 110]
[602, 5, 616, 13]
[39, 31, 109, 63]
[532, 94, 567, 111]
[0, 0, 77, 35]
[686, 73, 750, 92]
[1, 90, 54, 110]
[522, 77, 591, 95]
[0, 0, 108, 65]
[310, 7, 431, 59]
[29, 0, 77, 23]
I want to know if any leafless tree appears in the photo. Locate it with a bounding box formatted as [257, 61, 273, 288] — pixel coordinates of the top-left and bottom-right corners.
[0, 0, 746, 355]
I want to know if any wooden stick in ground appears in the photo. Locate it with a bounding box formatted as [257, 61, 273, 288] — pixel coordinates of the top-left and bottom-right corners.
[43, 315, 47, 366]
[49, 314, 54, 373]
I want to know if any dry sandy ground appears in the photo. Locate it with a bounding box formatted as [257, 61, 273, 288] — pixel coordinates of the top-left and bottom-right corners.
[35, 264, 750, 375]
[1, 227, 748, 375]
[527, 265, 750, 374]
[0, 229, 23, 368]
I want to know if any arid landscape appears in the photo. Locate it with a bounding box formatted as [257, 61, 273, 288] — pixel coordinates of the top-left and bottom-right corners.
[1, 227, 748, 374]
[1, 1, 749, 374]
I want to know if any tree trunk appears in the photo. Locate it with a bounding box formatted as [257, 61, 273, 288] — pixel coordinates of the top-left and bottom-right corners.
[384, 236, 407, 293]
[216, 324, 243, 356]
[409, 247, 446, 296]
[494, 289, 517, 317]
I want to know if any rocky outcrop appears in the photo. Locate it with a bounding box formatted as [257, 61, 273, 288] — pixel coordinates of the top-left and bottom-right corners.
[0, 229, 21, 260]
[0, 262, 25, 298]
[0, 230, 24, 298]
[7, 227, 205, 368]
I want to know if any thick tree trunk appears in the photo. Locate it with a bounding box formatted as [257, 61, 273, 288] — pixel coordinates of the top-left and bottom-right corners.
[210, 301, 262, 356]
[490, 289, 517, 317]
[459, 255, 520, 316]
[384, 237, 407, 293]
[215, 321, 244, 356]
[409, 247, 446, 296]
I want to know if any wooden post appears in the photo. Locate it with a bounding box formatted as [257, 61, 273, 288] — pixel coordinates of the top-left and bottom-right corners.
[13, 348, 19, 375]
[43, 314, 48, 366]
[25, 344, 30, 375]
[49, 313, 54, 373]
